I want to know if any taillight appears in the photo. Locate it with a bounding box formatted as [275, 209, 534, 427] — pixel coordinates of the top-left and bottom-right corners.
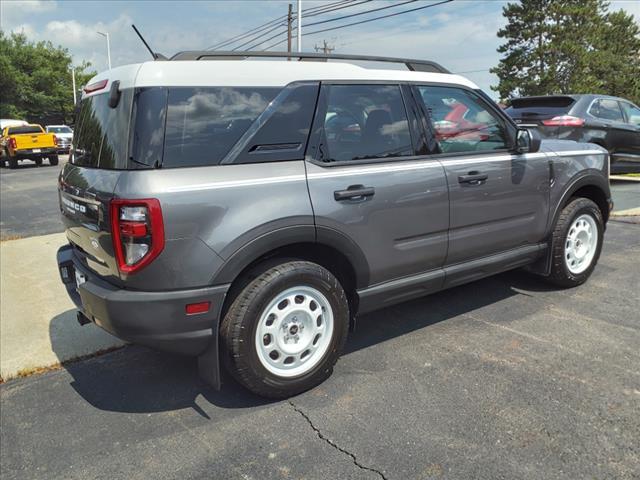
[84, 79, 108, 94]
[53, 135, 58, 146]
[9, 138, 17, 149]
[110, 199, 164, 274]
[542, 115, 585, 127]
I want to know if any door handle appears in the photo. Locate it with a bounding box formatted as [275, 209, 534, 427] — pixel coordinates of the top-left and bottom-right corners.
[458, 172, 488, 184]
[334, 185, 375, 201]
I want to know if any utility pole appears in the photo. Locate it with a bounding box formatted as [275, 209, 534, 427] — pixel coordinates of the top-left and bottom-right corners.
[71, 68, 77, 104]
[314, 40, 335, 55]
[97, 31, 111, 70]
[297, 0, 302, 52]
[287, 3, 293, 56]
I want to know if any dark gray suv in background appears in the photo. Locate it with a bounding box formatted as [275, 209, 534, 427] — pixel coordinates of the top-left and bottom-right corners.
[56, 52, 612, 398]
[506, 94, 640, 173]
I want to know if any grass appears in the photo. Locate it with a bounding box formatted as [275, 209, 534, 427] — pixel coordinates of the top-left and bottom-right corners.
[2, 345, 125, 383]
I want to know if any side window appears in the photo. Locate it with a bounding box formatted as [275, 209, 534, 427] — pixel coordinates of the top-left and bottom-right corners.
[162, 87, 279, 168]
[319, 84, 413, 162]
[233, 83, 319, 164]
[417, 86, 509, 154]
[589, 99, 624, 122]
[620, 102, 640, 127]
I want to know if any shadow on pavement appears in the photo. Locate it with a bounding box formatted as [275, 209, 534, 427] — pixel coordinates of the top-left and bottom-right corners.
[52, 269, 551, 415]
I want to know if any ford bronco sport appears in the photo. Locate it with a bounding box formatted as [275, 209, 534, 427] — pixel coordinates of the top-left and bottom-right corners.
[56, 52, 612, 398]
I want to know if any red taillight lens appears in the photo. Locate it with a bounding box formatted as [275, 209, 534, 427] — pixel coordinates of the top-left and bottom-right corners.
[9, 138, 17, 149]
[53, 135, 58, 146]
[84, 79, 108, 94]
[542, 115, 585, 127]
[110, 199, 164, 275]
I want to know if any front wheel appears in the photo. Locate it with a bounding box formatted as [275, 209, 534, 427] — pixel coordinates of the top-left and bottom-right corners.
[220, 261, 349, 398]
[546, 197, 603, 287]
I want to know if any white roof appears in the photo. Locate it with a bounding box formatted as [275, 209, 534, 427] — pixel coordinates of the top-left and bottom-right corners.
[83, 60, 478, 98]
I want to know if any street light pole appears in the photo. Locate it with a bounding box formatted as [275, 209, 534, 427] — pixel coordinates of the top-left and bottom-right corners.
[97, 31, 112, 70]
[71, 68, 77, 104]
[297, 0, 302, 52]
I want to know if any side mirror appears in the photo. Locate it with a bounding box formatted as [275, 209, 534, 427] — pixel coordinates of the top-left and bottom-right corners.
[515, 127, 541, 154]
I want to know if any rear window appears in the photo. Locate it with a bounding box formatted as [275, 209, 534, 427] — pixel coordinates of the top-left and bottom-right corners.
[506, 96, 575, 117]
[72, 90, 133, 169]
[8, 125, 43, 135]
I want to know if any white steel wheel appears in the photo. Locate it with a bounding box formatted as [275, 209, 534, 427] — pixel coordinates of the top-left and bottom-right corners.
[564, 213, 598, 274]
[255, 286, 334, 378]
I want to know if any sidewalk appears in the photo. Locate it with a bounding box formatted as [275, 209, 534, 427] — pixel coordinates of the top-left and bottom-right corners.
[0, 233, 123, 381]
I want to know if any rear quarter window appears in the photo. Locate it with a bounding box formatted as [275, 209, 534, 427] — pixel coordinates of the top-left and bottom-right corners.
[162, 87, 279, 168]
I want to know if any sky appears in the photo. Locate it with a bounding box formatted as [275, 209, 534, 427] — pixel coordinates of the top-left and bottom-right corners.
[2, 0, 639, 98]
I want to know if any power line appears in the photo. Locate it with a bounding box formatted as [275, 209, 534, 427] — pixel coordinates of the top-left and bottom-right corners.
[305, 0, 453, 37]
[262, 0, 453, 51]
[235, 0, 374, 51]
[304, 0, 418, 28]
[207, 0, 363, 51]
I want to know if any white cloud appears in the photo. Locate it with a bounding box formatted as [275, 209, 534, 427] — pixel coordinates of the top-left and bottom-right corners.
[0, 0, 56, 30]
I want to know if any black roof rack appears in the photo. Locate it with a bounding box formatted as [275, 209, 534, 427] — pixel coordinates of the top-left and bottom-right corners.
[169, 51, 450, 74]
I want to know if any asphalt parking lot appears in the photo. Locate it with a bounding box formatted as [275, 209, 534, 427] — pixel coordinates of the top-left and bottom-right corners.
[0, 156, 67, 240]
[1, 220, 639, 479]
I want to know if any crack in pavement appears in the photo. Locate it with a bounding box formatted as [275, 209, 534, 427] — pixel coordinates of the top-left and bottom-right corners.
[289, 401, 388, 480]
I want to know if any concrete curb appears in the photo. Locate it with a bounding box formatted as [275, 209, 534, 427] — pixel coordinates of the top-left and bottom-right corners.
[611, 207, 640, 217]
[0, 233, 124, 381]
[610, 175, 640, 182]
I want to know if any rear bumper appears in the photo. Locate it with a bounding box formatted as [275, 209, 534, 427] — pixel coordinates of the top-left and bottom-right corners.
[12, 148, 58, 159]
[56, 244, 229, 356]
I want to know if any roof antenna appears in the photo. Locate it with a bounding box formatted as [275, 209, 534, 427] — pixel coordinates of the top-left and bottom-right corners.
[132, 24, 167, 61]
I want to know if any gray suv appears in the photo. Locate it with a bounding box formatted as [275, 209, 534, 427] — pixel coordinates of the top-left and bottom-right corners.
[56, 52, 612, 398]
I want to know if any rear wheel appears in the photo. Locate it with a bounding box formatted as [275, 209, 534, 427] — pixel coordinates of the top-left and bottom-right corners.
[49, 155, 59, 166]
[35, 157, 43, 167]
[220, 260, 349, 398]
[546, 197, 603, 287]
[8, 157, 18, 169]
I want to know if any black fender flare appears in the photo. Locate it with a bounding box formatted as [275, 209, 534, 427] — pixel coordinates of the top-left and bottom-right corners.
[210, 224, 370, 288]
[548, 171, 611, 232]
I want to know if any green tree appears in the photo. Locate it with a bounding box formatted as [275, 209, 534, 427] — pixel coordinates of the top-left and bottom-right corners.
[491, 0, 640, 104]
[0, 31, 95, 124]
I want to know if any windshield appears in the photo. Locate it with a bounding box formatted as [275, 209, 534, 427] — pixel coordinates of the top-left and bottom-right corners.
[71, 90, 133, 169]
[48, 126, 72, 133]
[8, 125, 43, 135]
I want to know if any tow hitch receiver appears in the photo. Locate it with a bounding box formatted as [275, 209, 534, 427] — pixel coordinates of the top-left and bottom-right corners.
[77, 311, 91, 326]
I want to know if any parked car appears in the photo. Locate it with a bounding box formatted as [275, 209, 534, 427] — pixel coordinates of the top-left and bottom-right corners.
[1, 124, 59, 168]
[505, 94, 640, 173]
[56, 52, 612, 398]
[45, 125, 73, 153]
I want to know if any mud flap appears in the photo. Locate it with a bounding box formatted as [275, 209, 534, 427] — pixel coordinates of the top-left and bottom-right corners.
[198, 331, 221, 390]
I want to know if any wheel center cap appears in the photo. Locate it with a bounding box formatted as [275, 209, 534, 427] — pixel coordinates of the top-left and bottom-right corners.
[289, 325, 299, 335]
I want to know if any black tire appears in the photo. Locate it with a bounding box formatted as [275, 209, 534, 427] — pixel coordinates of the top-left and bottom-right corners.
[220, 260, 349, 398]
[49, 155, 59, 166]
[546, 197, 603, 288]
[35, 157, 43, 166]
[8, 157, 18, 169]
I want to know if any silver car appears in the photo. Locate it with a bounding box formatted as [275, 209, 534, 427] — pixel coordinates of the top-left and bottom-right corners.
[57, 52, 612, 398]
